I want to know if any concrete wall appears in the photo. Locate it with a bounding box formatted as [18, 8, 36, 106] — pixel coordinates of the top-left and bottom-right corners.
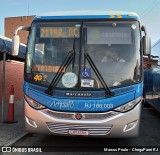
[0, 61, 24, 103]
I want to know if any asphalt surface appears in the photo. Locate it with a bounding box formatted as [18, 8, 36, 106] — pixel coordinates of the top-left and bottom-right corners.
[0, 100, 27, 147]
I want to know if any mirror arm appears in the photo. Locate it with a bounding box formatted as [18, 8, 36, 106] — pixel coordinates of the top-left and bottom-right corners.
[141, 25, 147, 36]
[14, 26, 30, 35]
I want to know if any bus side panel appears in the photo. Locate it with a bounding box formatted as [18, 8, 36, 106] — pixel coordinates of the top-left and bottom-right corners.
[144, 69, 153, 104]
[152, 69, 160, 111]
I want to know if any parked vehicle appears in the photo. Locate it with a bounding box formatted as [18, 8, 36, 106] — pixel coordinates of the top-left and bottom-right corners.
[144, 39, 160, 112]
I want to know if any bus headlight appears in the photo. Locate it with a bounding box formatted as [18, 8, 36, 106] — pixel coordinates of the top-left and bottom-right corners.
[24, 95, 46, 110]
[113, 96, 142, 112]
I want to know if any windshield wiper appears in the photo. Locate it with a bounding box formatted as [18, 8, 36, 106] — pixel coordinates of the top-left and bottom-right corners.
[45, 51, 75, 95]
[45, 38, 76, 95]
[84, 52, 114, 97]
[82, 27, 114, 97]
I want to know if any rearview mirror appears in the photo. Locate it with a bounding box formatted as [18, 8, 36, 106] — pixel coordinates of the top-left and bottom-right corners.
[12, 34, 20, 56]
[11, 26, 30, 56]
[143, 36, 151, 56]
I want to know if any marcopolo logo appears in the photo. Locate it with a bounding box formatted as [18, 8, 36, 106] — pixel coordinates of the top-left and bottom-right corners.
[65, 92, 92, 97]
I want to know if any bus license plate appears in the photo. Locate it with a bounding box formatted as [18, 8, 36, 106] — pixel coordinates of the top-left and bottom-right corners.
[69, 129, 89, 135]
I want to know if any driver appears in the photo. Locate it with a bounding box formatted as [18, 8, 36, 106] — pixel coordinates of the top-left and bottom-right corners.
[101, 48, 125, 62]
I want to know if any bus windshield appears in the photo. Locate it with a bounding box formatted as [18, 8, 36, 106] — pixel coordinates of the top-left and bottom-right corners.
[25, 21, 141, 89]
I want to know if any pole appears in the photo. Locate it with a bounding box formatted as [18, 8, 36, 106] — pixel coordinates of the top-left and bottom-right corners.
[1, 51, 6, 122]
[1, 39, 7, 123]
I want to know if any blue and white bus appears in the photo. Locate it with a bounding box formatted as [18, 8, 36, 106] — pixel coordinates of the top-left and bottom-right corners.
[12, 11, 150, 137]
[144, 39, 160, 112]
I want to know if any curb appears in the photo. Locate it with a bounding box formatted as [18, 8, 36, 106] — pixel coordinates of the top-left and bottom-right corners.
[4, 132, 28, 147]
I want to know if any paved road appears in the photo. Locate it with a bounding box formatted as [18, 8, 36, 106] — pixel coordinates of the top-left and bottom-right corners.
[10, 106, 160, 154]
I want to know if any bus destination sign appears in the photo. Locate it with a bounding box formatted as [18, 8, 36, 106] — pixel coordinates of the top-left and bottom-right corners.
[40, 27, 79, 38]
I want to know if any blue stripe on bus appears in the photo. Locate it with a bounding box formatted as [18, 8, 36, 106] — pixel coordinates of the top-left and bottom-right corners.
[24, 82, 138, 99]
[24, 81, 142, 112]
[34, 15, 138, 21]
[27, 88, 135, 112]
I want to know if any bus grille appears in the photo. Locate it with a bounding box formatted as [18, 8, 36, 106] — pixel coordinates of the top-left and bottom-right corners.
[46, 123, 112, 135]
[43, 110, 118, 120]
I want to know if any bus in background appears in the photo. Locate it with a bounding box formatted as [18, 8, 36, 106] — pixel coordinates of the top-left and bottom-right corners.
[12, 11, 150, 137]
[0, 35, 26, 59]
[143, 39, 160, 112]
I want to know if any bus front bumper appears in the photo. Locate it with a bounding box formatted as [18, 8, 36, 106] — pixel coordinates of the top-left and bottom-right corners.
[24, 99, 142, 138]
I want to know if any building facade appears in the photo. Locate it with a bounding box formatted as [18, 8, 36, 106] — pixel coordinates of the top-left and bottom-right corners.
[5, 15, 34, 44]
[0, 16, 33, 102]
[0, 60, 24, 102]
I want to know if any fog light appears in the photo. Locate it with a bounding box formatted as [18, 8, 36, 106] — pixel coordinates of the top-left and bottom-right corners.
[123, 120, 137, 132]
[25, 116, 37, 128]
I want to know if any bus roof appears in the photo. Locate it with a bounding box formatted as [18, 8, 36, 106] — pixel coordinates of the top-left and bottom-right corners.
[34, 11, 140, 21]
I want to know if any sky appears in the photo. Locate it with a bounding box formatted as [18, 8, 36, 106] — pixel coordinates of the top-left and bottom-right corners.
[0, 0, 160, 44]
